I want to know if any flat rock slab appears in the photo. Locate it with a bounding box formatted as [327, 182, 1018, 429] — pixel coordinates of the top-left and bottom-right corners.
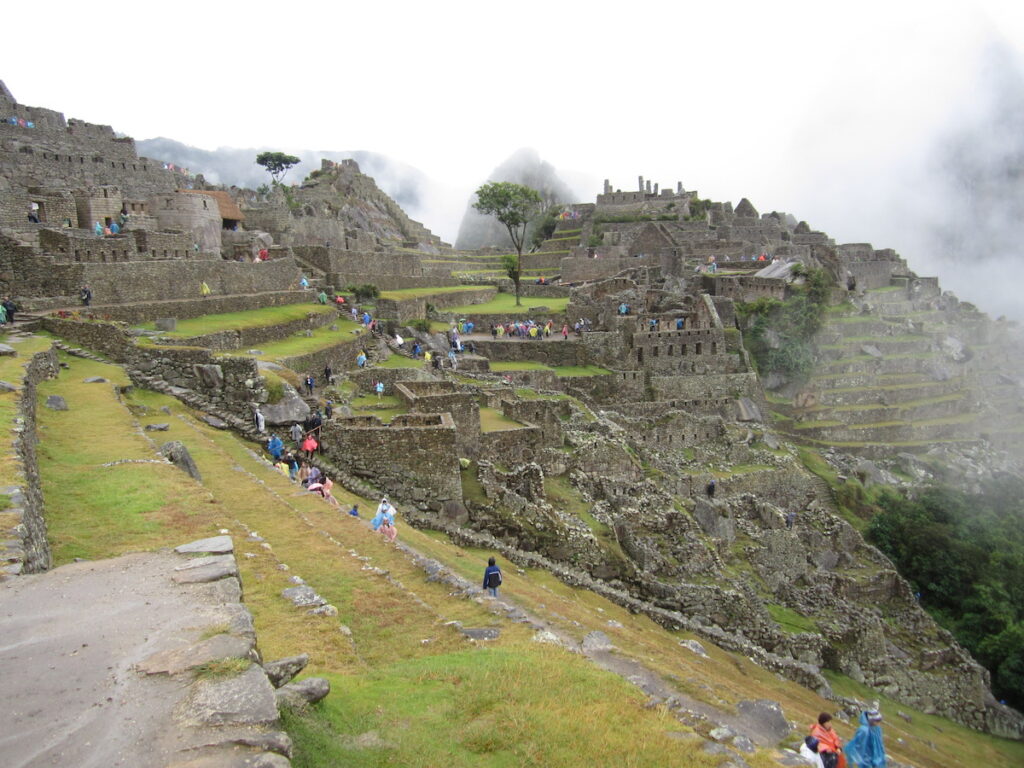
[275, 677, 331, 708]
[146, 423, 171, 431]
[582, 630, 614, 652]
[175, 554, 236, 572]
[172, 558, 239, 584]
[45, 394, 68, 410]
[0, 552, 263, 767]
[180, 664, 279, 727]
[0, 343, 17, 356]
[459, 627, 501, 641]
[202, 415, 229, 429]
[138, 632, 254, 676]
[83, 376, 109, 383]
[176, 536, 234, 555]
[0, 380, 19, 392]
[263, 653, 309, 688]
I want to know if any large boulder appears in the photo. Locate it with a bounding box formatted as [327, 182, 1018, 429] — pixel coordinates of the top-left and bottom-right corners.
[161, 441, 202, 482]
[261, 384, 310, 426]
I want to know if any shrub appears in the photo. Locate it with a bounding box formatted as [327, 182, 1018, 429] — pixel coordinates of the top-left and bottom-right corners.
[346, 283, 379, 301]
[409, 318, 431, 333]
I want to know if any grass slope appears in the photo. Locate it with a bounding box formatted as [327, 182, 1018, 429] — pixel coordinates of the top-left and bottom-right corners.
[30, 351, 1024, 768]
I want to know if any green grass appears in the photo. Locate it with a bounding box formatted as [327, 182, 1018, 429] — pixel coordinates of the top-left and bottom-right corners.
[379, 286, 493, 300]
[490, 361, 553, 372]
[553, 365, 611, 377]
[446, 294, 570, 315]
[350, 394, 407, 424]
[230, 320, 364, 362]
[479, 407, 524, 432]
[194, 658, 251, 680]
[765, 603, 817, 634]
[377, 354, 425, 369]
[138, 304, 337, 337]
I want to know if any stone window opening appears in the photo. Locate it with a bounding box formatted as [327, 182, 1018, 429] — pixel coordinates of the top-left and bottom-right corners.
[667, 345, 673, 356]
[652, 346, 659, 357]
[102, 188, 108, 198]
[696, 342, 703, 355]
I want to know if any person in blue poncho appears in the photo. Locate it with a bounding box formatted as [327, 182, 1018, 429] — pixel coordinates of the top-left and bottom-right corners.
[267, 434, 284, 461]
[371, 497, 395, 531]
[845, 708, 886, 768]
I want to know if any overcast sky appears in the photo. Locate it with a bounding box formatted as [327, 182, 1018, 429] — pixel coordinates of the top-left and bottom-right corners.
[6, 1, 1024, 316]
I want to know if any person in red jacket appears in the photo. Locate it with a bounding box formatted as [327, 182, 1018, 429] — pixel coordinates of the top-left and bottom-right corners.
[810, 712, 843, 768]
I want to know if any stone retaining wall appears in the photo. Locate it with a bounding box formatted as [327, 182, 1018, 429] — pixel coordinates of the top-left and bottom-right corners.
[377, 287, 497, 323]
[2, 345, 59, 577]
[157, 307, 341, 352]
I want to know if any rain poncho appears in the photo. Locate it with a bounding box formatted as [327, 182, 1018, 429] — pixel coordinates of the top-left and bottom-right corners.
[845, 712, 886, 768]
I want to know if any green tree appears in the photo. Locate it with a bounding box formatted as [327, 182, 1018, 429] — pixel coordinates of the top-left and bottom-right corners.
[256, 151, 301, 184]
[473, 182, 543, 306]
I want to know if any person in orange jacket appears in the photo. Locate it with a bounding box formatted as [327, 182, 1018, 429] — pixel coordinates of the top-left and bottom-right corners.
[810, 712, 843, 768]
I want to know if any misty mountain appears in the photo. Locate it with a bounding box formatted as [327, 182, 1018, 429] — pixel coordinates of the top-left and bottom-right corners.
[135, 137, 432, 224]
[454, 148, 577, 250]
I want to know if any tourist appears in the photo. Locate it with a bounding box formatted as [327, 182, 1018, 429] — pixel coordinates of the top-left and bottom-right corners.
[324, 401, 333, 419]
[286, 453, 299, 481]
[253, 406, 265, 434]
[357, 351, 367, 368]
[845, 708, 886, 768]
[94, 221, 103, 237]
[290, 421, 303, 448]
[0, 302, 7, 325]
[80, 285, 92, 307]
[786, 511, 797, 530]
[424, 350, 432, 366]
[395, 333, 405, 349]
[561, 323, 569, 340]
[619, 302, 629, 315]
[267, 433, 284, 460]
[304, 374, 315, 395]
[302, 433, 318, 459]
[375, 380, 385, 400]
[706, 477, 716, 499]
[447, 349, 458, 370]
[372, 497, 395, 531]
[379, 515, 398, 543]
[809, 713, 843, 768]
[324, 364, 333, 385]
[320, 476, 340, 506]
[491, 323, 498, 339]
[317, 289, 328, 304]
[300, 275, 310, 290]
[482, 556, 502, 597]
[412, 341, 421, 358]
[308, 465, 323, 486]
[200, 281, 211, 297]
[298, 461, 311, 486]
[347, 503, 360, 518]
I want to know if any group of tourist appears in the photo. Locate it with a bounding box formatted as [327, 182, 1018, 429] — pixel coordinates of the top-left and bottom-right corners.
[489, 319, 570, 340]
[0, 296, 18, 325]
[800, 709, 887, 768]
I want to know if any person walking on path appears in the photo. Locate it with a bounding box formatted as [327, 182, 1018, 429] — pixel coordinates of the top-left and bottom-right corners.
[290, 422, 303, 449]
[323, 364, 333, 385]
[379, 516, 398, 543]
[483, 556, 502, 597]
[304, 374, 315, 396]
[80, 285, 92, 306]
[375, 380, 385, 401]
[845, 708, 886, 768]
[200, 281, 211, 297]
[3, 297, 16, 325]
[253, 407, 266, 434]
[706, 478, 716, 499]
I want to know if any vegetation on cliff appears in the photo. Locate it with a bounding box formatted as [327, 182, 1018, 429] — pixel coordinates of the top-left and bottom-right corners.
[737, 266, 832, 383]
[868, 480, 1024, 710]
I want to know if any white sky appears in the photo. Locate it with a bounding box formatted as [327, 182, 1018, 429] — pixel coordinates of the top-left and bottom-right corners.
[6, 0, 1024, 314]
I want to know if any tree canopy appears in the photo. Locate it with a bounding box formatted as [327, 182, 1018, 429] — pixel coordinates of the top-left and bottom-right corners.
[255, 151, 301, 183]
[473, 182, 542, 306]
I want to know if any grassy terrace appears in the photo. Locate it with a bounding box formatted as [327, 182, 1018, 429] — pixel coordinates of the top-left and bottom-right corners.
[489, 361, 612, 377]
[222, 319, 365, 363]
[378, 285, 494, 300]
[137, 304, 338, 337]
[446, 294, 570, 315]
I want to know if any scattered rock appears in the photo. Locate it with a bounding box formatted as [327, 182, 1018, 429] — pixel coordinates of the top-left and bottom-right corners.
[175, 535, 234, 555]
[860, 344, 883, 359]
[732, 735, 755, 753]
[263, 654, 310, 688]
[171, 557, 238, 584]
[459, 627, 500, 641]
[223, 730, 293, 758]
[83, 376, 108, 383]
[309, 604, 338, 617]
[155, 317, 178, 331]
[582, 630, 614, 652]
[203, 415, 230, 429]
[281, 585, 325, 608]
[145, 423, 171, 432]
[679, 639, 708, 658]
[736, 699, 791, 741]
[763, 433, 780, 450]
[710, 726, 736, 741]
[45, 394, 68, 411]
[0, 380, 19, 392]
[161, 441, 202, 481]
[0, 344, 16, 356]
[275, 677, 331, 708]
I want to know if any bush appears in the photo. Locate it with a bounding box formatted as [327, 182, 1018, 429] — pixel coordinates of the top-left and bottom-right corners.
[587, 233, 603, 248]
[408, 318, 431, 333]
[345, 283, 379, 301]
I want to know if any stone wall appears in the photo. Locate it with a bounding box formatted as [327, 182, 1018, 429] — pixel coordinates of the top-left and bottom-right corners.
[479, 425, 543, 464]
[704, 275, 786, 302]
[561, 255, 657, 284]
[157, 307, 341, 353]
[395, 381, 481, 457]
[322, 413, 461, 508]
[377, 287, 496, 323]
[471, 339, 594, 367]
[2, 345, 59, 577]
